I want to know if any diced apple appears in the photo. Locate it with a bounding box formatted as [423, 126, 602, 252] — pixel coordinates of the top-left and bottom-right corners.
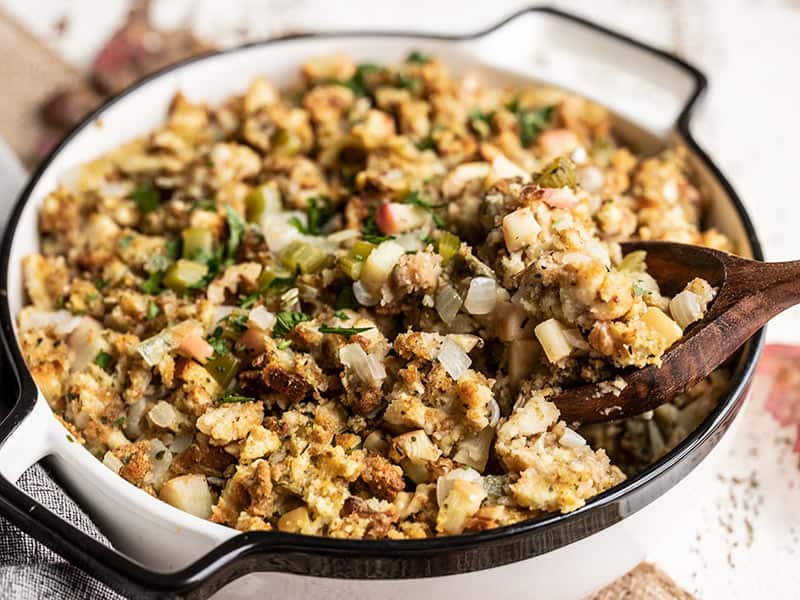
[375, 202, 429, 235]
[159, 474, 213, 519]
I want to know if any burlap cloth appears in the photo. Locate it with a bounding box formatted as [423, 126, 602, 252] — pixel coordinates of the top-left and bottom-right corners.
[0, 8, 696, 599]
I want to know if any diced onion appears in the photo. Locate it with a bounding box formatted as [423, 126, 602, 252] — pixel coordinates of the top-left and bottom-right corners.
[340, 343, 386, 385]
[394, 232, 425, 252]
[102, 451, 123, 474]
[212, 305, 238, 328]
[463, 277, 497, 315]
[169, 432, 194, 454]
[147, 439, 172, 487]
[669, 290, 703, 329]
[137, 331, 173, 367]
[487, 398, 501, 427]
[247, 305, 275, 331]
[436, 338, 472, 381]
[559, 427, 587, 449]
[435, 285, 462, 324]
[436, 467, 484, 506]
[452, 427, 495, 472]
[502, 207, 541, 252]
[577, 166, 604, 192]
[353, 280, 380, 307]
[534, 318, 572, 363]
[124, 398, 147, 439]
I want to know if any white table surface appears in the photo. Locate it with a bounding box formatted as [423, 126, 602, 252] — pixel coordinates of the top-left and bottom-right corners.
[3, 1, 799, 597]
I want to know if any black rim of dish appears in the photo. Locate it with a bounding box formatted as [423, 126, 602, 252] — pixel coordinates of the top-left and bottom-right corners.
[0, 6, 764, 599]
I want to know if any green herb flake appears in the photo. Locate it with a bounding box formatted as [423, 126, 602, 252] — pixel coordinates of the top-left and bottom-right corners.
[632, 281, 646, 297]
[165, 238, 181, 260]
[319, 325, 374, 339]
[140, 271, 165, 295]
[94, 277, 109, 291]
[66, 434, 75, 443]
[403, 191, 445, 227]
[362, 233, 395, 244]
[146, 301, 160, 320]
[114, 416, 126, 427]
[342, 63, 382, 97]
[515, 105, 555, 147]
[334, 286, 358, 310]
[208, 327, 229, 356]
[277, 339, 293, 350]
[85, 293, 97, 303]
[334, 310, 348, 320]
[130, 181, 160, 213]
[225, 206, 246, 259]
[191, 198, 216, 212]
[220, 392, 257, 404]
[397, 74, 421, 92]
[118, 235, 133, 249]
[289, 197, 334, 236]
[95, 351, 113, 371]
[238, 293, 260, 309]
[273, 311, 311, 337]
[406, 50, 431, 64]
[416, 135, 435, 151]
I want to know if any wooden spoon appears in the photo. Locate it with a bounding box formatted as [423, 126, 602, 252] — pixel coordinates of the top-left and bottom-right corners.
[553, 241, 797, 424]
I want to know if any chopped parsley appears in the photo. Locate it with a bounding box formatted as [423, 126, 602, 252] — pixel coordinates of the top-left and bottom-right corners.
[114, 416, 126, 427]
[66, 434, 75, 443]
[191, 198, 216, 212]
[94, 277, 109, 290]
[146, 301, 160, 320]
[277, 339, 293, 350]
[238, 293, 260, 309]
[118, 235, 133, 249]
[220, 392, 257, 404]
[85, 293, 97, 303]
[416, 135, 435, 151]
[95, 351, 113, 371]
[207, 327, 229, 355]
[273, 311, 311, 337]
[267, 274, 297, 290]
[319, 325, 374, 339]
[164, 238, 181, 260]
[130, 181, 160, 213]
[403, 190, 445, 227]
[139, 271, 165, 294]
[289, 197, 333, 236]
[225, 206, 246, 259]
[406, 50, 431, 64]
[362, 233, 395, 244]
[468, 107, 493, 137]
[632, 281, 647, 297]
[334, 286, 358, 310]
[334, 310, 348, 320]
[396, 73, 421, 92]
[342, 63, 382, 97]
[513, 104, 555, 147]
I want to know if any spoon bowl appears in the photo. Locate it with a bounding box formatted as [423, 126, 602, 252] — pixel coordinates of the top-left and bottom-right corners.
[553, 241, 798, 424]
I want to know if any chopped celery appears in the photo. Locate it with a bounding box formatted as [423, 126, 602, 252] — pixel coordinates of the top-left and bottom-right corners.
[537, 156, 577, 190]
[271, 129, 302, 156]
[350, 240, 375, 261]
[338, 255, 363, 280]
[437, 231, 460, 265]
[163, 260, 208, 293]
[181, 227, 214, 259]
[280, 241, 327, 274]
[259, 266, 294, 290]
[205, 353, 241, 388]
[245, 182, 282, 223]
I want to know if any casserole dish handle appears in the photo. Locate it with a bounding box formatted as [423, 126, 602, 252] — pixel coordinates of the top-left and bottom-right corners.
[463, 8, 707, 135]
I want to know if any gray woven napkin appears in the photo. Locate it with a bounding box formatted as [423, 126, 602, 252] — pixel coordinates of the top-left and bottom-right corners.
[0, 465, 122, 600]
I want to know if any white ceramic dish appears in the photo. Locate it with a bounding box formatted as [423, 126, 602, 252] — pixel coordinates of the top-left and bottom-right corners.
[0, 8, 762, 599]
